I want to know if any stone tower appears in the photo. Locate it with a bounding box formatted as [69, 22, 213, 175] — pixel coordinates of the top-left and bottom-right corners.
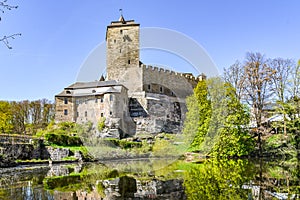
[106, 15, 142, 95]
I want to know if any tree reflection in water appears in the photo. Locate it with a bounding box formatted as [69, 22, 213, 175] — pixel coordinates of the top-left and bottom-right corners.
[0, 159, 299, 199]
[184, 159, 299, 200]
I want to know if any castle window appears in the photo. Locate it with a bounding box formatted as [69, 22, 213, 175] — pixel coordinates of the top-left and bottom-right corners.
[114, 39, 116, 43]
[160, 86, 163, 93]
[101, 113, 104, 117]
[110, 111, 112, 115]
[85, 111, 87, 117]
[110, 94, 113, 101]
[128, 60, 130, 64]
[120, 49, 121, 53]
[66, 90, 71, 94]
[100, 97, 104, 103]
[64, 97, 68, 104]
[148, 84, 151, 91]
[95, 98, 98, 103]
[76, 112, 79, 117]
[120, 30, 123, 34]
[64, 109, 68, 115]
[92, 89, 96, 93]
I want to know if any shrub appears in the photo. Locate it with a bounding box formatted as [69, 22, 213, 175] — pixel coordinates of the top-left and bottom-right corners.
[105, 138, 142, 149]
[45, 133, 83, 146]
[97, 117, 106, 132]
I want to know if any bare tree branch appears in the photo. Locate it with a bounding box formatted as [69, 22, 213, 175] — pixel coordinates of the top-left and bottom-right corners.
[0, 33, 21, 49]
[0, 0, 18, 20]
[0, 0, 20, 49]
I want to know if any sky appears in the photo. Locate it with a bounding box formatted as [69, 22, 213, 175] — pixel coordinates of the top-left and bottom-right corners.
[1, 0, 300, 101]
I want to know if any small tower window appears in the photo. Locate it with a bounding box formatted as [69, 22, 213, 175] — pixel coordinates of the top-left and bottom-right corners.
[148, 84, 151, 91]
[120, 30, 123, 34]
[76, 112, 79, 117]
[100, 97, 104, 103]
[101, 113, 104, 117]
[66, 90, 71, 94]
[95, 98, 98, 103]
[120, 49, 122, 53]
[110, 94, 113, 101]
[64, 109, 68, 115]
[114, 39, 116, 43]
[160, 86, 163, 93]
[128, 60, 130, 64]
[64, 97, 68, 104]
[110, 111, 112, 115]
[85, 111, 87, 117]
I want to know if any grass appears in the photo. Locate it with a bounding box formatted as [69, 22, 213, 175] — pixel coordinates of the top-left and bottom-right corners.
[15, 158, 49, 163]
[62, 156, 77, 161]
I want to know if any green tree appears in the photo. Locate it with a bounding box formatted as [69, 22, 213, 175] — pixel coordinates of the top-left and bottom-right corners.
[0, 101, 13, 133]
[183, 80, 211, 152]
[184, 78, 253, 157]
[212, 83, 254, 157]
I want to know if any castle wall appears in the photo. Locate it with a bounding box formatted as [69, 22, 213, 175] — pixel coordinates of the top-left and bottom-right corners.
[55, 97, 76, 122]
[141, 64, 198, 99]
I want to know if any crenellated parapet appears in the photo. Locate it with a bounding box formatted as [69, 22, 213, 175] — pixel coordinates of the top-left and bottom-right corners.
[139, 64, 205, 82]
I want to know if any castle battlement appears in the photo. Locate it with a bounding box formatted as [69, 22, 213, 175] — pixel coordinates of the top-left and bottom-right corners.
[140, 64, 203, 81]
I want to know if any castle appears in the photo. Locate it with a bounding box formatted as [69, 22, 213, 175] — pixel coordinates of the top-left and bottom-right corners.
[55, 15, 205, 138]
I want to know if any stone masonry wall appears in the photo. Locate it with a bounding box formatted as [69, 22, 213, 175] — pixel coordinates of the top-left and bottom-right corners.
[141, 64, 197, 99]
[55, 97, 75, 122]
[106, 23, 142, 95]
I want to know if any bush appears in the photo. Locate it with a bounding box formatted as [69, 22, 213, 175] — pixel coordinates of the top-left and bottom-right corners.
[45, 133, 83, 146]
[105, 138, 142, 149]
[97, 117, 106, 132]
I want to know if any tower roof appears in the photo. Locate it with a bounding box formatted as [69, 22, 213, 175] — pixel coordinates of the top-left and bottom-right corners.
[119, 14, 126, 24]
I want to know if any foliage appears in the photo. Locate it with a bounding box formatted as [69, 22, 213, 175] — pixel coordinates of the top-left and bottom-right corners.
[97, 117, 106, 132]
[224, 54, 300, 155]
[105, 138, 142, 149]
[183, 80, 211, 152]
[211, 83, 254, 157]
[0, 99, 55, 135]
[45, 133, 82, 146]
[0, 101, 13, 133]
[183, 78, 254, 157]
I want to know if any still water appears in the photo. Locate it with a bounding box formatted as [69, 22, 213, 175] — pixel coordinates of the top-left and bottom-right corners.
[0, 159, 299, 200]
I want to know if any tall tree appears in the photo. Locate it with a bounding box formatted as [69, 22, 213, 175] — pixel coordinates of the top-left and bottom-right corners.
[0, 101, 13, 133]
[269, 58, 294, 135]
[223, 60, 245, 101]
[212, 83, 254, 157]
[243, 52, 274, 155]
[183, 80, 211, 152]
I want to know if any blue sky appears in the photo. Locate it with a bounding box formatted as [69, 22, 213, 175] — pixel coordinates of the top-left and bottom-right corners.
[1, 0, 300, 101]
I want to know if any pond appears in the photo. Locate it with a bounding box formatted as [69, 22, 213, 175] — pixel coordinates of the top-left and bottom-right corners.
[0, 158, 299, 200]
